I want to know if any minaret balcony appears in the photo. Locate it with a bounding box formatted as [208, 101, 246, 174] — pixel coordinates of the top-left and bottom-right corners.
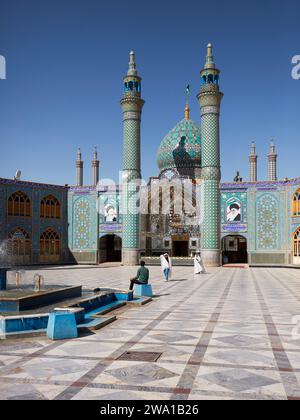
[123, 90, 141, 99]
[200, 84, 220, 93]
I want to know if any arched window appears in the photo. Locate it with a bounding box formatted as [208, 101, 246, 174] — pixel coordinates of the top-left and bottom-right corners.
[8, 191, 31, 217]
[293, 227, 300, 264]
[7, 227, 31, 256]
[40, 228, 60, 256]
[208, 74, 214, 84]
[40, 195, 61, 219]
[214, 75, 219, 84]
[292, 189, 300, 216]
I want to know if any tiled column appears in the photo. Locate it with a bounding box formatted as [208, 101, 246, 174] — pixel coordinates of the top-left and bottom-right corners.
[197, 44, 223, 267]
[120, 52, 145, 266]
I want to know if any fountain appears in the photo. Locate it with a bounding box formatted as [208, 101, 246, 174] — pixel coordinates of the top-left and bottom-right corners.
[0, 241, 82, 313]
[0, 241, 149, 340]
[33, 273, 44, 293]
[14, 270, 26, 289]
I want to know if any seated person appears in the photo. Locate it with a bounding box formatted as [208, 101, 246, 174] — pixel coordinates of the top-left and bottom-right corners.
[129, 261, 149, 291]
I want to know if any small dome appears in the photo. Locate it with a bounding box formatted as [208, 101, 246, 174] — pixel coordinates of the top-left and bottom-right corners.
[157, 118, 202, 178]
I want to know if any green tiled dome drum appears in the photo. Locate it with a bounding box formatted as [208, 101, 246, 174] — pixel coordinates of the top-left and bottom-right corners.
[157, 117, 201, 178]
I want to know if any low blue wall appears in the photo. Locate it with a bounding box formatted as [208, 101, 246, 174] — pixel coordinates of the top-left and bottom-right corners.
[0, 286, 82, 312]
[0, 315, 49, 333]
[74, 293, 116, 311]
[0, 300, 19, 312]
[71, 291, 133, 312]
[115, 292, 133, 301]
[0, 290, 133, 335]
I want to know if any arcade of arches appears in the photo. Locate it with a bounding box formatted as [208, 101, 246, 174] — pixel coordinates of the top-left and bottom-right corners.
[4, 191, 300, 267]
[7, 191, 61, 219]
[6, 226, 61, 263]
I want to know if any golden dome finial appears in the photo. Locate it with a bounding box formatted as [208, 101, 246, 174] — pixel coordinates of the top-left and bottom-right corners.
[185, 83, 190, 120]
[185, 103, 190, 120]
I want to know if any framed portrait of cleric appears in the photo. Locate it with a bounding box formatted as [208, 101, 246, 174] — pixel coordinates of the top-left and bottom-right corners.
[226, 198, 242, 223]
[104, 204, 117, 223]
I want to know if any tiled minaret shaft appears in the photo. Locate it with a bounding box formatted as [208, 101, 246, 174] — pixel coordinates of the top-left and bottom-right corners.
[249, 142, 258, 182]
[120, 52, 145, 266]
[197, 44, 223, 267]
[76, 148, 84, 186]
[268, 141, 277, 182]
[92, 146, 99, 186]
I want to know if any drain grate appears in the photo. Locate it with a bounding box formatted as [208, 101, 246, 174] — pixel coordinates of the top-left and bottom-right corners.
[117, 351, 162, 362]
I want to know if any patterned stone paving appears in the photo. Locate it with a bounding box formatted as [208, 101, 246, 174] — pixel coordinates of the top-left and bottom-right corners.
[1, 266, 300, 400]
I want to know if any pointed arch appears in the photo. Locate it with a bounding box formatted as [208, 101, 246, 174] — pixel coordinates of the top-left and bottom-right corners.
[40, 228, 60, 256]
[292, 189, 300, 216]
[7, 191, 31, 217]
[40, 194, 61, 219]
[293, 227, 300, 265]
[7, 227, 31, 256]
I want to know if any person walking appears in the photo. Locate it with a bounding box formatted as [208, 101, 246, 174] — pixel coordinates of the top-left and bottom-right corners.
[194, 251, 206, 274]
[160, 253, 172, 282]
[129, 261, 149, 291]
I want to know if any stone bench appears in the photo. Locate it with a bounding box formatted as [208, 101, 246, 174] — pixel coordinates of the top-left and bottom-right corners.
[134, 284, 153, 297]
[47, 310, 78, 340]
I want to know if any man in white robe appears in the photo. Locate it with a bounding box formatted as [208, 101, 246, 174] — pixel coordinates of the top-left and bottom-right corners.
[194, 252, 206, 274]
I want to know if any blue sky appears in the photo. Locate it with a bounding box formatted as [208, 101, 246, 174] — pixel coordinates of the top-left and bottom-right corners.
[0, 0, 299, 185]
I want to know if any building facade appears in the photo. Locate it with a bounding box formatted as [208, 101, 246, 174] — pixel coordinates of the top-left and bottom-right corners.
[0, 178, 69, 266]
[68, 184, 122, 264]
[220, 179, 300, 266]
[1, 46, 300, 267]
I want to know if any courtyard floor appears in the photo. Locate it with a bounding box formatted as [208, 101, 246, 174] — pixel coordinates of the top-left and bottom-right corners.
[1, 265, 300, 400]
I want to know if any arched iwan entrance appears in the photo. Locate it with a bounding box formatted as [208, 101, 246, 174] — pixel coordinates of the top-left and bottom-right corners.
[172, 234, 189, 257]
[222, 235, 248, 265]
[99, 235, 122, 263]
[293, 227, 300, 265]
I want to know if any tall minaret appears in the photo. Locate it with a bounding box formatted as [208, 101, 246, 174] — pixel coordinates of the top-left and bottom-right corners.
[249, 142, 258, 182]
[76, 148, 84, 186]
[197, 44, 223, 267]
[92, 146, 100, 186]
[120, 51, 145, 266]
[268, 141, 277, 181]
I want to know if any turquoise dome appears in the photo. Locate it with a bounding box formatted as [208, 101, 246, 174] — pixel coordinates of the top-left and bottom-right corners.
[157, 117, 202, 177]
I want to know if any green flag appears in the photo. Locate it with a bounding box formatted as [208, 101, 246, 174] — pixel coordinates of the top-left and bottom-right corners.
[186, 84, 190, 96]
